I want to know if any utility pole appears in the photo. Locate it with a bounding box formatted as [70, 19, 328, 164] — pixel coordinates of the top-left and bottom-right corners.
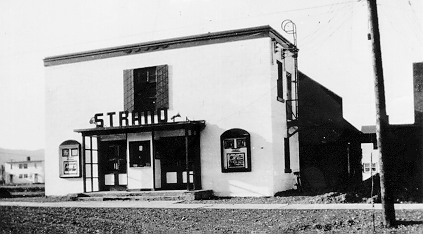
[366, 0, 395, 227]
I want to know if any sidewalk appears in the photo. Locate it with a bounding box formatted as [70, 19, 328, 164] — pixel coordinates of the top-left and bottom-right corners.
[1, 200, 423, 210]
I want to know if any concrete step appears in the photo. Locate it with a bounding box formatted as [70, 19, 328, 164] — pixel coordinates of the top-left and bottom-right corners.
[73, 190, 213, 201]
[82, 191, 188, 197]
[77, 195, 186, 201]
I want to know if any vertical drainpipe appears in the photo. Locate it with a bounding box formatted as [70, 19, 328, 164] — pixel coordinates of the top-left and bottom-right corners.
[90, 136, 94, 192]
[82, 134, 86, 193]
[347, 142, 351, 179]
[194, 128, 202, 190]
[185, 127, 191, 191]
[125, 133, 129, 190]
[293, 47, 299, 175]
[152, 131, 156, 191]
[192, 129, 197, 191]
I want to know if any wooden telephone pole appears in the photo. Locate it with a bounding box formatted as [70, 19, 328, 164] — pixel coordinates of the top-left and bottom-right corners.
[366, 0, 395, 227]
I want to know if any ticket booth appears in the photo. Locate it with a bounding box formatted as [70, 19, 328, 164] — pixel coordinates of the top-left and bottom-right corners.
[220, 128, 251, 173]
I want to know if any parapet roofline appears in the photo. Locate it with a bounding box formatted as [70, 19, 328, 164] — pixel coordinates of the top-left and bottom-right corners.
[44, 25, 297, 67]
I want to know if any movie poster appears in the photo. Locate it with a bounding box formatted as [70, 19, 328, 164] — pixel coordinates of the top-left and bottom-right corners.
[227, 153, 245, 168]
[63, 161, 78, 175]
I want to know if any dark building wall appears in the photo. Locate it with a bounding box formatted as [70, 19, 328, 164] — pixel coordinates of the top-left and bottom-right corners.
[298, 72, 344, 144]
[383, 125, 423, 199]
[414, 62, 423, 125]
[360, 62, 423, 200]
[413, 62, 423, 197]
[298, 72, 362, 190]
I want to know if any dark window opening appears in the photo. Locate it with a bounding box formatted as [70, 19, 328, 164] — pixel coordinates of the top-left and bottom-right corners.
[134, 67, 157, 111]
[277, 60, 283, 102]
[284, 137, 291, 173]
[129, 141, 151, 167]
[371, 163, 377, 171]
[363, 163, 370, 172]
[286, 72, 293, 120]
[124, 65, 168, 112]
[286, 72, 292, 100]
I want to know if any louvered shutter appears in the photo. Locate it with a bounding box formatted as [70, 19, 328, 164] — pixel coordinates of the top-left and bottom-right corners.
[277, 61, 283, 101]
[123, 69, 134, 112]
[286, 72, 293, 120]
[155, 65, 169, 109]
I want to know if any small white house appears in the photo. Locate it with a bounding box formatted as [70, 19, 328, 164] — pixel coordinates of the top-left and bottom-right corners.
[361, 143, 379, 180]
[4, 158, 45, 184]
[44, 26, 300, 197]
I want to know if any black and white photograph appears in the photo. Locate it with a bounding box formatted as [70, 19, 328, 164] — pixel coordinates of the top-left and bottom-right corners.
[1, 0, 423, 232]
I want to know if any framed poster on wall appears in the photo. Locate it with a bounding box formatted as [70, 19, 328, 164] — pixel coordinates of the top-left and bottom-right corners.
[227, 153, 246, 168]
[59, 140, 81, 178]
[63, 161, 78, 175]
[220, 128, 251, 173]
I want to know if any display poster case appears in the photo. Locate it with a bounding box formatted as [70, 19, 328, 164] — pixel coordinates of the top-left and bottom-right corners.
[220, 128, 251, 173]
[59, 140, 81, 178]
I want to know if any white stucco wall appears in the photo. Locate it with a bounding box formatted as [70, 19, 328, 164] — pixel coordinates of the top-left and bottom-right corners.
[45, 36, 298, 196]
[270, 49, 300, 193]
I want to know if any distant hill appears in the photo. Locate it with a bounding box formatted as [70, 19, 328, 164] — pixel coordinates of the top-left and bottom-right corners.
[0, 148, 44, 165]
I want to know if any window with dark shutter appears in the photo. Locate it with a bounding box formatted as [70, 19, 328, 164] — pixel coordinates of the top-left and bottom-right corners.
[156, 65, 169, 109]
[286, 72, 292, 100]
[286, 72, 293, 120]
[133, 67, 156, 111]
[284, 137, 291, 173]
[123, 65, 169, 112]
[123, 69, 134, 112]
[277, 61, 283, 102]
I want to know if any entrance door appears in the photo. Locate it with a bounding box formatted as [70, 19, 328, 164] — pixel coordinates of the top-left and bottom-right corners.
[99, 140, 127, 191]
[156, 137, 190, 190]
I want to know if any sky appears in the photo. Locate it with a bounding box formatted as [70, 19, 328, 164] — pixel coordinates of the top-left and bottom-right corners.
[0, 0, 422, 150]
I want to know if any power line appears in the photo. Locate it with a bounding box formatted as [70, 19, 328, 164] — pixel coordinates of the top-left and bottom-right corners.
[299, 1, 346, 44]
[1, 1, 355, 58]
[404, 0, 423, 43]
[378, 2, 423, 43]
[300, 6, 355, 53]
[299, 2, 354, 48]
[378, 5, 414, 48]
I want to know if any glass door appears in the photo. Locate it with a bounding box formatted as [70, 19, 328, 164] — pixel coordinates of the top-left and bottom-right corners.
[99, 140, 127, 191]
[83, 136, 99, 192]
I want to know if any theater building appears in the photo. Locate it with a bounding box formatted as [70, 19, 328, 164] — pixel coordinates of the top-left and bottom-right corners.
[44, 25, 301, 197]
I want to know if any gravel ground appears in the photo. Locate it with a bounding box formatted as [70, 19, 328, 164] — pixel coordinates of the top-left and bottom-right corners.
[183, 192, 367, 204]
[1, 190, 422, 233]
[0, 191, 389, 204]
[1, 206, 423, 233]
